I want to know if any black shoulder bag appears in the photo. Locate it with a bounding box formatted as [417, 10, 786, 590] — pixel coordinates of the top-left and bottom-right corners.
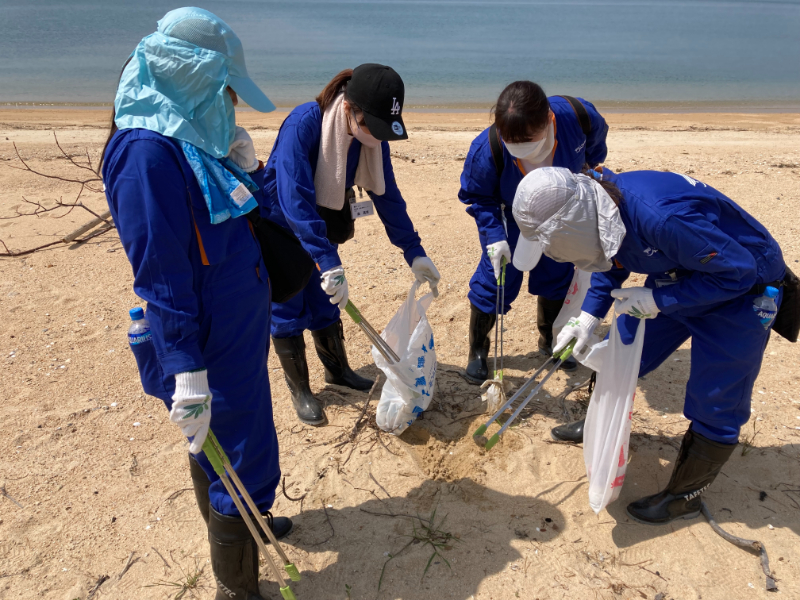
[774, 265, 800, 343]
[246, 210, 315, 304]
[317, 187, 356, 245]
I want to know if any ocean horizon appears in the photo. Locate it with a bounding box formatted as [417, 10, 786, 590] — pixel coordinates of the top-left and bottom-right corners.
[2, 0, 799, 110]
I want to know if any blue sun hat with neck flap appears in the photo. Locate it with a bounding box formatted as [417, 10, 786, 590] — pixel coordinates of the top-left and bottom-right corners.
[114, 7, 274, 223]
[114, 6, 274, 159]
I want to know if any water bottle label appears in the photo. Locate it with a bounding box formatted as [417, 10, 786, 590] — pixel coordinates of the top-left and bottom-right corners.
[753, 307, 776, 330]
[129, 331, 153, 345]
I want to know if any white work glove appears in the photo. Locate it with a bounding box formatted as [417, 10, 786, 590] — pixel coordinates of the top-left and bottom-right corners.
[411, 256, 441, 298]
[610, 287, 660, 319]
[486, 240, 512, 281]
[170, 370, 212, 454]
[553, 310, 600, 355]
[321, 266, 349, 308]
[227, 126, 259, 172]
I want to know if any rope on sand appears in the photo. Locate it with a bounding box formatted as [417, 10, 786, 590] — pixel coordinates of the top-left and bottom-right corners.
[701, 501, 778, 592]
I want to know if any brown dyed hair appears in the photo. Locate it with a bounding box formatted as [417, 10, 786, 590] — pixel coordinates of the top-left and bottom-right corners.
[492, 81, 550, 143]
[316, 69, 354, 113]
[98, 57, 132, 173]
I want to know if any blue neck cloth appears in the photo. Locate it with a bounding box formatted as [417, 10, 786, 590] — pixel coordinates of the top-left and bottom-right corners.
[115, 32, 256, 223]
[180, 142, 259, 224]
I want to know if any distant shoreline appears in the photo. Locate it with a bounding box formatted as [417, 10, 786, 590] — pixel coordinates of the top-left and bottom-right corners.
[3, 100, 800, 114]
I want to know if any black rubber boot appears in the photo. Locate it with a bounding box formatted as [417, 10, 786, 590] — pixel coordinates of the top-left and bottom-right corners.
[189, 454, 211, 525]
[190, 456, 293, 539]
[537, 296, 577, 372]
[551, 418, 585, 443]
[208, 507, 293, 600]
[272, 335, 326, 426]
[311, 320, 374, 391]
[627, 429, 737, 525]
[208, 506, 264, 600]
[465, 303, 496, 384]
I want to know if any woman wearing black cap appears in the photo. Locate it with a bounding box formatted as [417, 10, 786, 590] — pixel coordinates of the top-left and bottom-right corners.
[262, 64, 441, 426]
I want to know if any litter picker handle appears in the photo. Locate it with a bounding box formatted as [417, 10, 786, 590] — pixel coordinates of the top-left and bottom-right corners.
[498, 257, 507, 286]
[202, 430, 301, 582]
[554, 339, 576, 362]
[343, 300, 363, 325]
[344, 300, 401, 364]
[202, 430, 226, 476]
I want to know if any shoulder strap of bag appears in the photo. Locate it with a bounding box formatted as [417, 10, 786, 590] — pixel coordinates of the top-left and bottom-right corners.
[488, 124, 504, 179]
[558, 95, 591, 137]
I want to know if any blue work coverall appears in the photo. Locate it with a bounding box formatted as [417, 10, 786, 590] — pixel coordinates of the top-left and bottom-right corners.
[459, 96, 609, 313]
[262, 101, 427, 338]
[103, 129, 280, 515]
[583, 170, 785, 445]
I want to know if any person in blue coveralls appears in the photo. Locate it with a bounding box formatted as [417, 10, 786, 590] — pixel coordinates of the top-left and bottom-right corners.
[459, 81, 609, 382]
[512, 166, 787, 525]
[262, 64, 441, 426]
[101, 9, 290, 598]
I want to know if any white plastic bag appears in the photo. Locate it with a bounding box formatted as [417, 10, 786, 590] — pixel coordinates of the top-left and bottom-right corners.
[552, 267, 592, 337]
[374, 282, 437, 435]
[551, 267, 608, 370]
[583, 312, 645, 514]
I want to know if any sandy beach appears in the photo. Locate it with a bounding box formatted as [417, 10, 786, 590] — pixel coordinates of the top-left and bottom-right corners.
[1, 108, 799, 600]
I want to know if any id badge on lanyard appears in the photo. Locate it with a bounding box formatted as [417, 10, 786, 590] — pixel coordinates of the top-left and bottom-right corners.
[350, 188, 375, 219]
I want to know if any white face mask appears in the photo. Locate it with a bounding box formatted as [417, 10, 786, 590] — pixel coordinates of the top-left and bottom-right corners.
[504, 122, 555, 164]
[349, 110, 381, 149]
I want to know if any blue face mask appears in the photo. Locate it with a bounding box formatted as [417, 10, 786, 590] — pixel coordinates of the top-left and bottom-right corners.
[114, 32, 235, 158]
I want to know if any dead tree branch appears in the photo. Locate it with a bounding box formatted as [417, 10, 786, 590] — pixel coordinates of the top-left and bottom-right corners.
[0, 132, 115, 257]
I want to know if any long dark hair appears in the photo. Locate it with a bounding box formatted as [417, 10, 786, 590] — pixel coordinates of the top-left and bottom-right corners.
[492, 81, 550, 143]
[316, 69, 354, 113]
[582, 166, 624, 206]
[98, 57, 132, 173]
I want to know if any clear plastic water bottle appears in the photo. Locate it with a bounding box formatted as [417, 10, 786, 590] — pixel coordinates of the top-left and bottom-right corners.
[128, 307, 164, 399]
[128, 307, 152, 346]
[753, 286, 779, 330]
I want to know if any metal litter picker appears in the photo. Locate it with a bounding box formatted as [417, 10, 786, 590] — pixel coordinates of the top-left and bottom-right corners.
[344, 299, 400, 364]
[474, 340, 576, 450]
[202, 430, 300, 600]
[481, 258, 507, 413]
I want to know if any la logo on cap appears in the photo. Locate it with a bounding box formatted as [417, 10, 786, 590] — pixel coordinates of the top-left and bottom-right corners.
[390, 97, 401, 115]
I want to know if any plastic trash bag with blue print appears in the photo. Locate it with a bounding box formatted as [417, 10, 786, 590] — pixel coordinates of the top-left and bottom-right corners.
[374, 281, 438, 435]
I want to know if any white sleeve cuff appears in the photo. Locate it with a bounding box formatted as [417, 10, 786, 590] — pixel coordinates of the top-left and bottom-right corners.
[174, 370, 210, 398]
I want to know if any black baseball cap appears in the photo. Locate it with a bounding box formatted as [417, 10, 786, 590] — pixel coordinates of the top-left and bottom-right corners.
[347, 63, 408, 141]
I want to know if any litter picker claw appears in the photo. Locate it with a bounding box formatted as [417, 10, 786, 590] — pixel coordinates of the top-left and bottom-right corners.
[344, 299, 400, 364]
[202, 430, 300, 600]
[474, 340, 576, 451]
[481, 258, 508, 413]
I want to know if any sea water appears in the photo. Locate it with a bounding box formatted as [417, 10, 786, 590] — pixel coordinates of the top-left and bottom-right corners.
[1, 0, 799, 108]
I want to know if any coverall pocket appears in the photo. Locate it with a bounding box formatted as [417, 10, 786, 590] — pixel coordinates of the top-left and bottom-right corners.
[205, 265, 266, 309]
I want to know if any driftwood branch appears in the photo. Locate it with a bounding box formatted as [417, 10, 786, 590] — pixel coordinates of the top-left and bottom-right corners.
[6, 135, 102, 189]
[0, 132, 114, 257]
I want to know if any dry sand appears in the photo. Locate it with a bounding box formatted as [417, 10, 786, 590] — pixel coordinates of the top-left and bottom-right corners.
[1, 108, 799, 600]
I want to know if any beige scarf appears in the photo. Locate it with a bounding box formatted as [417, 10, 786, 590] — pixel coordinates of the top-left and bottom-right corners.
[314, 92, 385, 210]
